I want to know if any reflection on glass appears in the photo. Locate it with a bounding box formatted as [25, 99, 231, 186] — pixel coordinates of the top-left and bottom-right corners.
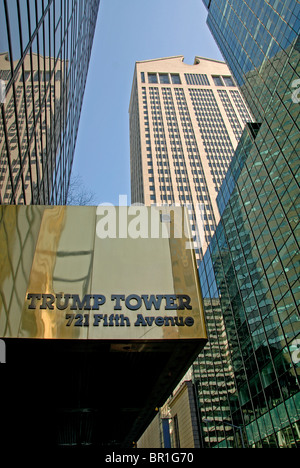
[0, 0, 100, 205]
[0, 51, 67, 204]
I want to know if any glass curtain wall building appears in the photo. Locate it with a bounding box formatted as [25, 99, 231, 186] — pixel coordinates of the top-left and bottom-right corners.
[196, 0, 300, 448]
[0, 0, 100, 205]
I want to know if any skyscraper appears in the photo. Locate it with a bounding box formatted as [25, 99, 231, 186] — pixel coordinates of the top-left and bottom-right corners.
[0, 0, 100, 205]
[129, 55, 254, 448]
[196, 0, 300, 447]
[130, 56, 253, 261]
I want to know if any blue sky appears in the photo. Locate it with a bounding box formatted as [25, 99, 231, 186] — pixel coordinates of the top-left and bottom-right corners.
[72, 0, 223, 205]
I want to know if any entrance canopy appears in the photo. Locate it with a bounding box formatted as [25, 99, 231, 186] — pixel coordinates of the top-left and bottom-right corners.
[0, 205, 207, 447]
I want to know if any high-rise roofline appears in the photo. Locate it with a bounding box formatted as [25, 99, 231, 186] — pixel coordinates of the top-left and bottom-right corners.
[135, 55, 225, 66]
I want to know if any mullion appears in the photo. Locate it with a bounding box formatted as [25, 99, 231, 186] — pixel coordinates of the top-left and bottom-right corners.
[34, 0, 47, 203]
[51, 0, 62, 204]
[26, 0, 41, 204]
[42, 0, 50, 203]
[4, 0, 27, 204]
[16, 0, 34, 203]
[1, 104, 15, 204]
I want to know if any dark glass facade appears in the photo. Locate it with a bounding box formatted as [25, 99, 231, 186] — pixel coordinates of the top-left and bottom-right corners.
[0, 0, 100, 205]
[195, 0, 300, 447]
[204, 0, 300, 122]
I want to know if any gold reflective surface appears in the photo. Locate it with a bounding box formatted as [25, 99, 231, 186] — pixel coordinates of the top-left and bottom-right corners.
[0, 205, 207, 341]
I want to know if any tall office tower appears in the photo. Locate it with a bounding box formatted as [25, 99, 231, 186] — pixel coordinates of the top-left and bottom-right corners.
[0, 0, 100, 205]
[129, 56, 254, 449]
[196, 0, 300, 448]
[130, 56, 253, 261]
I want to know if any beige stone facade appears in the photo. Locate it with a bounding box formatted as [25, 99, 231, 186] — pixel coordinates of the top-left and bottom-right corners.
[137, 413, 162, 449]
[129, 56, 253, 261]
[0, 52, 66, 204]
[137, 380, 200, 449]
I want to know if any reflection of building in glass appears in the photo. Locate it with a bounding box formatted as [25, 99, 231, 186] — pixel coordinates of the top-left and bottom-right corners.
[192, 298, 236, 447]
[196, 0, 300, 448]
[202, 0, 300, 123]
[0, 0, 100, 204]
[0, 52, 66, 204]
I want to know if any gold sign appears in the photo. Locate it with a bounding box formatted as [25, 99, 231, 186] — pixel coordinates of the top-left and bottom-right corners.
[0, 206, 207, 342]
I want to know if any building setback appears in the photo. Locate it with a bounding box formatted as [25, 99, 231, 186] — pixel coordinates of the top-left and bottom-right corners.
[0, 0, 100, 205]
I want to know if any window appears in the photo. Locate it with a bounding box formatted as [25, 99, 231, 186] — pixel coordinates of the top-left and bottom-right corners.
[159, 73, 170, 84]
[44, 71, 51, 82]
[141, 72, 145, 83]
[185, 73, 210, 86]
[171, 74, 181, 84]
[22, 71, 31, 82]
[148, 73, 158, 84]
[212, 76, 224, 86]
[55, 70, 62, 81]
[223, 76, 235, 87]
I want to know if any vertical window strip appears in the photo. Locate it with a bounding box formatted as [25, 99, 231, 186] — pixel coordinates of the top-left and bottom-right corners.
[218, 89, 243, 141]
[185, 73, 210, 86]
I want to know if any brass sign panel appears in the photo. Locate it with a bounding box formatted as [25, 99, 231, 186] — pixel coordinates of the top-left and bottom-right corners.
[0, 206, 207, 342]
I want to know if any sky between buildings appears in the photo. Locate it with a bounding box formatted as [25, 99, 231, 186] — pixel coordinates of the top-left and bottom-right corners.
[72, 0, 223, 205]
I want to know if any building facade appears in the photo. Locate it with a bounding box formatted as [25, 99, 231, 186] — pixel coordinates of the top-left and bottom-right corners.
[196, 0, 300, 447]
[0, 0, 100, 205]
[0, 205, 207, 447]
[138, 380, 201, 449]
[129, 56, 254, 448]
[129, 56, 253, 262]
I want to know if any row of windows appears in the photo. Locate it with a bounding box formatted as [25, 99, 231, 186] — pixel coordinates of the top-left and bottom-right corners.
[0, 0, 100, 205]
[142, 72, 181, 85]
[189, 88, 235, 190]
[130, 84, 144, 204]
[143, 86, 206, 225]
[229, 90, 253, 125]
[141, 85, 223, 247]
[218, 89, 243, 141]
[141, 72, 236, 88]
[148, 87, 175, 204]
[185, 73, 210, 86]
[212, 75, 235, 87]
[172, 87, 215, 253]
